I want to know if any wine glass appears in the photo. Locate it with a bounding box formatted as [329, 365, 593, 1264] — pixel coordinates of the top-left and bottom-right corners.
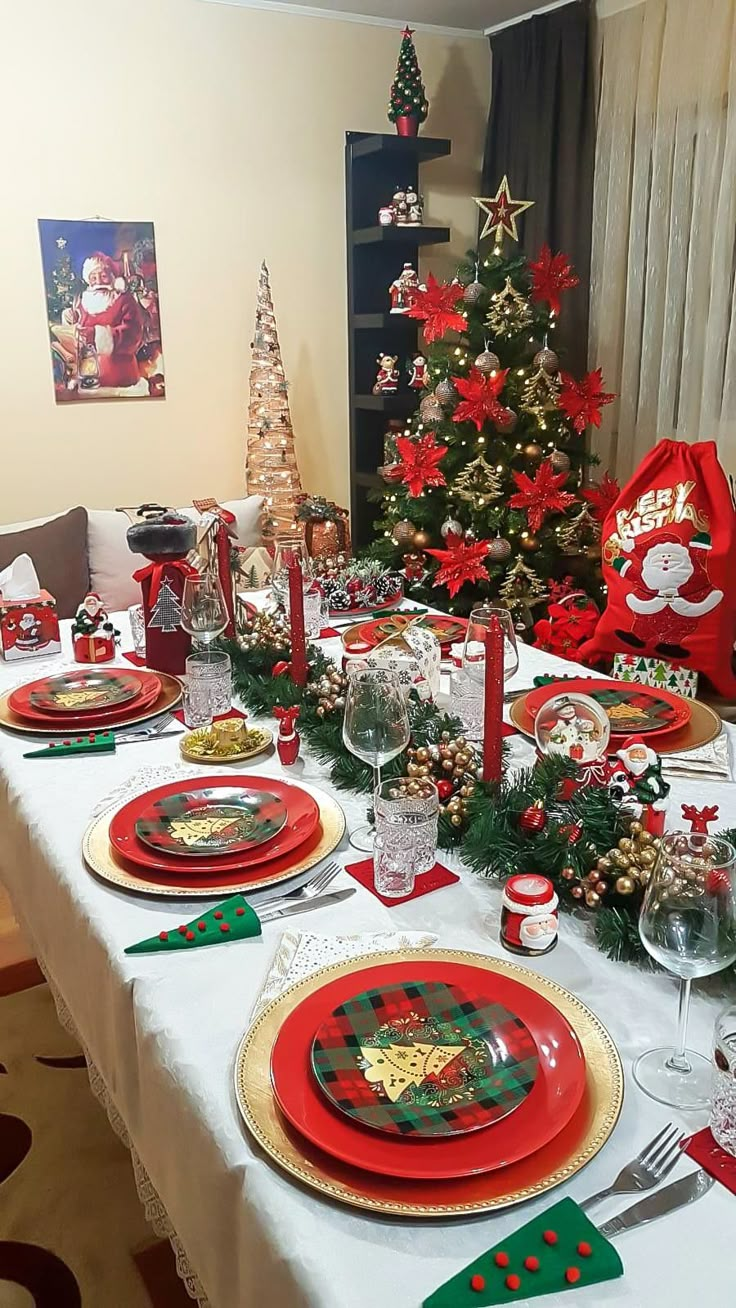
[181, 574, 228, 647]
[271, 537, 313, 608]
[634, 831, 736, 1109]
[462, 605, 519, 685]
[342, 668, 410, 852]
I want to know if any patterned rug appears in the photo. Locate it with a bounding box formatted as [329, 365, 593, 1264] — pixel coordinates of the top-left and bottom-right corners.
[0, 979, 190, 1307]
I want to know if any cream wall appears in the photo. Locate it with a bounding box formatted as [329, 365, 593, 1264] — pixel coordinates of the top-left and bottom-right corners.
[0, 0, 489, 523]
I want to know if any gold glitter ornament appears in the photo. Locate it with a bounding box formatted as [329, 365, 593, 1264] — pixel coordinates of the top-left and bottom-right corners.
[615, 876, 636, 896]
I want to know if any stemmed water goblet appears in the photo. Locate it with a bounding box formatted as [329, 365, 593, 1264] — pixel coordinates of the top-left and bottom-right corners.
[342, 668, 410, 852]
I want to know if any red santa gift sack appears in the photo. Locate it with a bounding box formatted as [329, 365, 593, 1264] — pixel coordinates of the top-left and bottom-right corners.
[580, 440, 736, 696]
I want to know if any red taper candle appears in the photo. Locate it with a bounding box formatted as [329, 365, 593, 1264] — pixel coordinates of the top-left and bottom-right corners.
[482, 615, 503, 783]
[287, 557, 308, 686]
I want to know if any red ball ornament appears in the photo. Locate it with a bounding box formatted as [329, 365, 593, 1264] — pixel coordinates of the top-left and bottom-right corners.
[519, 800, 547, 833]
[437, 779, 454, 802]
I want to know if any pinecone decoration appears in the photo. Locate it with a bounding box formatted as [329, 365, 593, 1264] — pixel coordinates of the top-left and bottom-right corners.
[374, 572, 400, 604]
[328, 585, 351, 611]
[319, 576, 340, 605]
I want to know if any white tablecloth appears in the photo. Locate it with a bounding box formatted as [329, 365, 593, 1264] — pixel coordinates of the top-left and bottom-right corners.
[0, 617, 734, 1308]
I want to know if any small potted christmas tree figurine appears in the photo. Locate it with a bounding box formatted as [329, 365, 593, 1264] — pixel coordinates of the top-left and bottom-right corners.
[388, 26, 429, 137]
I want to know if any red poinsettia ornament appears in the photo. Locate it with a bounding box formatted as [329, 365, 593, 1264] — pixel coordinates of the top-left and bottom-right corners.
[394, 432, 448, 498]
[529, 244, 580, 315]
[533, 595, 599, 659]
[558, 369, 615, 434]
[583, 470, 620, 521]
[508, 459, 577, 533]
[425, 533, 492, 598]
[451, 367, 509, 432]
[406, 273, 467, 343]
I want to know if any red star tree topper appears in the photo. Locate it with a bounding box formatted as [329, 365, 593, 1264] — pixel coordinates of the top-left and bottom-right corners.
[509, 459, 577, 533]
[407, 273, 467, 343]
[425, 534, 492, 598]
[583, 471, 620, 522]
[558, 369, 615, 434]
[451, 367, 509, 431]
[529, 244, 580, 315]
[395, 432, 447, 498]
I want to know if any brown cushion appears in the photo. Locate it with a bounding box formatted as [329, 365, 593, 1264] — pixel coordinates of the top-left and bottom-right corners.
[0, 508, 90, 619]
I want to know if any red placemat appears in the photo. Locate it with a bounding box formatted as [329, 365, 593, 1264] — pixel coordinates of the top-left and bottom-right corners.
[172, 706, 248, 726]
[123, 650, 147, 667]
[344, 858, 460, 906]
[685, 1127, 736, 1195]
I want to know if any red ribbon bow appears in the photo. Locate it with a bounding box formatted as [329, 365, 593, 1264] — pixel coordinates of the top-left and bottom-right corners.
[132, 558, 199, 606]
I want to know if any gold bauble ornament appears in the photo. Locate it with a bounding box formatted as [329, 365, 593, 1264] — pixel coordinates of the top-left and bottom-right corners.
[524, 441, 543, 463]
[475, 349, 501, 374]
[549, 448, 571, 474]
[639, 830, 654, 846]
[451, 814, 463, 827]
[520, 534, 540, 553]
[585, 889, 601, 908]
[561, 866, 576, 880]
[393, 519, 416, 546]
[595, 880, 609, 895]
[615, 875, 635, 895]
[629, 821, 643, 836]
[597, 856, 612, 873]
[570, 884, 583, 899]
[618, 838, 633, 855]
[412, 529, 431, 550]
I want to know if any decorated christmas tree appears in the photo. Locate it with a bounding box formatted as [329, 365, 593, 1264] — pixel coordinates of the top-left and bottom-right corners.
[373, 178, 618, 622]
[47, 242, 77, 321]
[245, 262, 304, 536]
[387, 26, 429, 132]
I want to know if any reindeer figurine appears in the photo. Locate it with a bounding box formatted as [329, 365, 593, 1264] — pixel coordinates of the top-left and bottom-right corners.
[681, 803, 720, 835]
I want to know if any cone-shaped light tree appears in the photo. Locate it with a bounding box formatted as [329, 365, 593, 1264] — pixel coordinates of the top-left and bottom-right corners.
[245, 261, 304, 535]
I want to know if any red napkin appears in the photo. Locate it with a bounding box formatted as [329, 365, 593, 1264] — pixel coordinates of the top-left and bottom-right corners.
[501, 722, 518, 738]
[685, 1127, 736, 1194]
[173, 706, 249, 726]
[123, 650, 147, 667]
[319, 627, 339, 639]
[344, 858, 460, 906]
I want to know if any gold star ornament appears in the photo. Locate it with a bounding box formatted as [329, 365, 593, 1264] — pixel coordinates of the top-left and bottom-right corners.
[474, 176, 534, 244]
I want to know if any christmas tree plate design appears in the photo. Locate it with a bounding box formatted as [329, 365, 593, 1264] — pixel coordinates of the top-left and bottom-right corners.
[238, 950, 621, 1214]
[9, 671, 161, 726]
[109, 775, 319, 874]
[524, 678, 691, 737]
[25, 669, 143, 714]
[342, 614, 467, 653]
[133, 787, 287, 857]
[311, 980, 538, 1139]
[272, 961, 584, 1178]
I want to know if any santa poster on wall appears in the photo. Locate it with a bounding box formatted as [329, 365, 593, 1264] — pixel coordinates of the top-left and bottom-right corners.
[38, 218, 165, 402]
[581, 440, 736, 695]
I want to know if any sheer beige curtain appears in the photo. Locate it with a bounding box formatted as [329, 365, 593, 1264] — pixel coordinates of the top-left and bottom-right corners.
[589, 0, 736, 481]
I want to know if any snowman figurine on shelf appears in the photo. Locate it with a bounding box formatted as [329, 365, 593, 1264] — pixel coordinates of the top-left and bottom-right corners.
[373, 353, 400, 394]
[389, 263, 421, 314]
[274, 705, 301, 766]
[391, 189, 408, 224]
[404, 187, 424, 226]
[408, 353, 428, 389]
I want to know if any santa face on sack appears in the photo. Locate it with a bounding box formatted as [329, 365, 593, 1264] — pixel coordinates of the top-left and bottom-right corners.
[613, 529, 723, 659]
[65, 253, 145, 390]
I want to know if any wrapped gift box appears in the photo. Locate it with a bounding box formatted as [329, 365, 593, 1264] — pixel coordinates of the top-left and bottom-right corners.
[0, 591, 61, 661]
[73, 632, 115, 663]
[613, 652, 698, 698]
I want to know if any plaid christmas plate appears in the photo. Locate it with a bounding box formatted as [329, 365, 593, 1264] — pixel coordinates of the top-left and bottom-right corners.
[29, 669, 142, 713]
[526, 677, 690, 737]
[134, 786, 287, 857]
[311, 979, 538, 1138]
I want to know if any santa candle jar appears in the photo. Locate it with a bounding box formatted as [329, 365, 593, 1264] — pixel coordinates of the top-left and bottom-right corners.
[500, 874, 559, 956]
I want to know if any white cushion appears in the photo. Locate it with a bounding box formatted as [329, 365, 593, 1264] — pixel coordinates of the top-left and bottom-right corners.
[88, 496, 264, 612]
[0, 514, 56, 533]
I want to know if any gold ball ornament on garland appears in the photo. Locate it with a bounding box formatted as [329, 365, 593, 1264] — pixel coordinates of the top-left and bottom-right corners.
[520, 534, 540, 553]
[487, 536, 512, 562]
[549, 448, 571, 474]
[412, 529, 431, 550]
[474, 349, 501, 375]
[533, 347, 559, 372]
[523, 441, 544, 463]
[392, 519, 416, 546]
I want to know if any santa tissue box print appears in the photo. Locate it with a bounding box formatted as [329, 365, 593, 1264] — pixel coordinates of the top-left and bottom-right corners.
[38, 219, 165, 402]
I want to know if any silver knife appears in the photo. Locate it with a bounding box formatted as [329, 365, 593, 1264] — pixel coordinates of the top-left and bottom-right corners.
[599, 1168, 714, 1239]
[258, 887, 355, 922]
[116, 730, 182, 745]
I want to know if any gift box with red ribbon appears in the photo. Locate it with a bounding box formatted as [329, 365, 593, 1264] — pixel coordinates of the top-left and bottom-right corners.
[73, 633, 116, 664]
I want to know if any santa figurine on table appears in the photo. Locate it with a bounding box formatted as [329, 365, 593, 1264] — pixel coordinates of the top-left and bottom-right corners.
[615, 735, 670, 835]
[72, 592, 118, 663]
[612, 529, 723, 661]
[63, 252, 146, 394]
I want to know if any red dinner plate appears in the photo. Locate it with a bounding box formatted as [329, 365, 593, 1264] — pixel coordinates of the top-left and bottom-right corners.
[270, 959, 586, 1180]
[523, 678, 690, 741]
[9, 671, 162, 726]
[109, 775, 319, 875]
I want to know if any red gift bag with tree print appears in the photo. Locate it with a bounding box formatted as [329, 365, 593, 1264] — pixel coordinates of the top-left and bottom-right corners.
[580, 440, 736, 695]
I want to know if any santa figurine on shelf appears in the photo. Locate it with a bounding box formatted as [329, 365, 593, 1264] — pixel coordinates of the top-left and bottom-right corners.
[615, 735, 670, 835]
[408, 353, 428, 389]
[274, 705, 301, 766]
[62, 252, 146, 394]
[389, 263, 420, 314]
[71, 592, 118, 663]
[612, 529, 724, 661]
[373, 353, 400, 394]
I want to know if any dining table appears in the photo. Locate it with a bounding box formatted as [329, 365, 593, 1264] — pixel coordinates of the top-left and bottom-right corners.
[0, 605, 733, 1308]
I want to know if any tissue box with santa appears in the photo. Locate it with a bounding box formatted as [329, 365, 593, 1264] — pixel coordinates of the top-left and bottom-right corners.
[0, 555, 61, 661]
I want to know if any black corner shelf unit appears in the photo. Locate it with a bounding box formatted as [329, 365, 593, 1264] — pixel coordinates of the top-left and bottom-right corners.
[345, 130, 451, 550]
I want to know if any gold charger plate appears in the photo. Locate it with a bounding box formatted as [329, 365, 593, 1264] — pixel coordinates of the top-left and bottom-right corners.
[0, 672, 182, 737]
[82, 778, 345, 898]
[234, 949, 623, 1217]
[179, 726, 273, 764]
[509, 691, 721, 755]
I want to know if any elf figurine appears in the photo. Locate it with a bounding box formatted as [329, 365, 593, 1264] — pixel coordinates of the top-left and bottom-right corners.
[72, 592, 118, 663]
[615, 735, 670, 835]
[408, 352, 428, 389]
[373, 353, 400, 394]
[274, 705, 301, 766]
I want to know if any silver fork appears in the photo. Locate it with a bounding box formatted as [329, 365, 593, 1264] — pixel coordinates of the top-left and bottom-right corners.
[579, 1123, 686, 1213]
[115, 713, 176, 739]
[255, 861, 342, 910]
